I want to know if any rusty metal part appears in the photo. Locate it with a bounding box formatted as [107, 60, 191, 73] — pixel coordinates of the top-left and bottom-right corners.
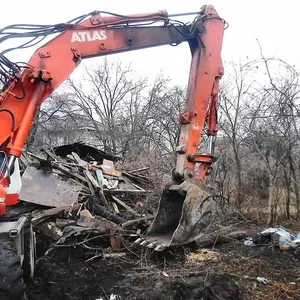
[135, 178, 217, 251]
[19, 166, 82, 207]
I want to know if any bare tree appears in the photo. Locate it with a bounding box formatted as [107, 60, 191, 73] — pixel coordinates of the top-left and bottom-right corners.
[28, 52, 300, 226]
[66, 60, 186, 172]
[247, 105, 288, 225]
[139, 77, 186, 170]
[218, 59, 260, 207]
[26, 92, 82, 150]
[67, 57, 148, 156]
[256, 46, 300, 219]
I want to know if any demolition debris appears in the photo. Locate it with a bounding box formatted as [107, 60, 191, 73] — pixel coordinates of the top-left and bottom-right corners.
[17, 142, 154, 249]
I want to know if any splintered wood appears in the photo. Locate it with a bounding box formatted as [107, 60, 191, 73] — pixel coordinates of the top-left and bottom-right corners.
[20, 144, 153, 249]
[24, 147, 152, 198]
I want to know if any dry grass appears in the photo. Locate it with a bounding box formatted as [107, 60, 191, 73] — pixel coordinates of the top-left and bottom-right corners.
[255, 282, 300, 300]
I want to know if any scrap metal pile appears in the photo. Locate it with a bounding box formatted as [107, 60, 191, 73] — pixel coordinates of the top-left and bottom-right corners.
[16, 142, 155, 250]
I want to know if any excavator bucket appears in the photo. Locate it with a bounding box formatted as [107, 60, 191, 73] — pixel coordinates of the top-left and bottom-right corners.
[135, 179, 217, 251]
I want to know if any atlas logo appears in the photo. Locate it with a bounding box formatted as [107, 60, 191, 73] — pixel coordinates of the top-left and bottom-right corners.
[71, 30, 107, 43]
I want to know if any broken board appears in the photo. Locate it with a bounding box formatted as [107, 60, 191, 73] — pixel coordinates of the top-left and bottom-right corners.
[19, 166, 82, 207]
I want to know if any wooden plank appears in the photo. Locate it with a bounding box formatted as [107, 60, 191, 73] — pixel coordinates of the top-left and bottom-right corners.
[122, 171, 150, 183]
[31, 205, 79, 225]
[84, 168, 100, 188]
[71, 152, 87, 167]
[27, 152, 46, 161]
[111, 195, 138, 216]
[71, 152, 99, 191]
[101, 158, 122, 177]
[53, 163, 87, 183]
[19, 154, 29, 167]
[129, 167, 149, 174]
[101, 168, 122, 177]
[104, 189, 149, 194]
[122, 216, 154, 228]
[41, 148, 58, 161]
[131, 182, 146, 191]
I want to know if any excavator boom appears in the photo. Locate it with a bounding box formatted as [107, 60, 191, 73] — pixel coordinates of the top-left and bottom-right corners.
[0, 5, 226, 250]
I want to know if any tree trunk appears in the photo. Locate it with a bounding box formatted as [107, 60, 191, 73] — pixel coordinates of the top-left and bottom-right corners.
[283, 163, 291, 219]
[267, 173, 276, 226]
[233, 145, 243, 208]
[291, 161, 300, 219]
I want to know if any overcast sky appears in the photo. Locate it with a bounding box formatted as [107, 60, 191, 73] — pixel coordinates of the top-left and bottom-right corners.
[1, 0, 298, 87]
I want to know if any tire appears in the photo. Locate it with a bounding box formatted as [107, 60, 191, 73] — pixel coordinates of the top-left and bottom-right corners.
[0, 240, 26, 300]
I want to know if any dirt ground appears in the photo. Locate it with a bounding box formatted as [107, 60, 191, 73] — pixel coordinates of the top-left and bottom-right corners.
[26, 217, 300, 300]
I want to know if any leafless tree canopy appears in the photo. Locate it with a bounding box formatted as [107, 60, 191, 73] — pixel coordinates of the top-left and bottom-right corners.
[28, 53, 300, 224]
[29, 58, 185, 180]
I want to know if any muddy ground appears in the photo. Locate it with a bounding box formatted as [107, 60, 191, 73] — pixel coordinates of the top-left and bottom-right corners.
[26, 217, 300, 300]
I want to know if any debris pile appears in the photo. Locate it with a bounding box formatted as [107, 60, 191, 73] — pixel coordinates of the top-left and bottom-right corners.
[21, 142, 152, 197]
[18, 142, 155, 250]
[244, 225, 300, 250]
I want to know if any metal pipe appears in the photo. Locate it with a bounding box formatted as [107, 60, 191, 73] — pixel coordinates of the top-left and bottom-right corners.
[9, 215, 27, 238]
[207, 136, 215, 155]
[4, 155, 16, 178]
[168, 11, 201, 18]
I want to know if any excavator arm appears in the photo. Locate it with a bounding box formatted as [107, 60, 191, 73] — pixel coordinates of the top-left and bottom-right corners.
[0, 5, 225, 249]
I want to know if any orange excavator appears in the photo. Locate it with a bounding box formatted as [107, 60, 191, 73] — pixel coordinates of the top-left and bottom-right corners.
[0, 4, 225, 299]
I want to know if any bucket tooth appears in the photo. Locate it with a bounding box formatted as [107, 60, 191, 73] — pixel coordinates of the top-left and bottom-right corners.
[154, 245, 165, 251]
[146, 242, 156, 249]
[140, 240, 148, 246]
[134, 238, 144, 244]
[139, 179, 217, 249]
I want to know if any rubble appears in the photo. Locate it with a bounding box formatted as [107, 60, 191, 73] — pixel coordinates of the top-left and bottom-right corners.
[22, 143, 152, 197]
[26, 213, 300, 300]
[243, 225, 300, 250]
[16, 144, 300, 300]
[18, 142, 154, 250]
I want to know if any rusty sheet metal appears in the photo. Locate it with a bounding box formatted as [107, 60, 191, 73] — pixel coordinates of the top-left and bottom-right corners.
[19, 166, 82, 207]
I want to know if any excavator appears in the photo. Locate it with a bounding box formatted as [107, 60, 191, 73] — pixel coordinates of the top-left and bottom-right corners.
[0, 4, 226, 299]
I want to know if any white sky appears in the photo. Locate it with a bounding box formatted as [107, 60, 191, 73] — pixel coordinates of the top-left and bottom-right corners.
[1, 0, 298, 87]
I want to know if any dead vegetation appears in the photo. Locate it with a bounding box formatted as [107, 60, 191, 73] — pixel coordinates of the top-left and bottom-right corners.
[26, 212, 300, 300]
[14, 136, 300, 300]
[15, 142, 299, 300]
[18, 56, 300, 299]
